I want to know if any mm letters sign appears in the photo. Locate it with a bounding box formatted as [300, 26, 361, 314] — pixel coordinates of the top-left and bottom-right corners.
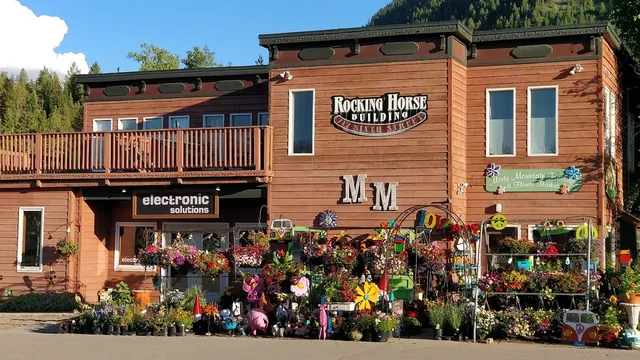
[133, 191, 219, 219]
[485, 169, 582, 193]
[331, 93, 428, 137]
[342, 174, 398, 211]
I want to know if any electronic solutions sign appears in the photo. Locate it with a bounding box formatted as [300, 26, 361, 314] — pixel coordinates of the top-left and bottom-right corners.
[132, 190, 219, 219]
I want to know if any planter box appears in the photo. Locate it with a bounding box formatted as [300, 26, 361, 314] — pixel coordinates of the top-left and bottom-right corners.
[327, 302, 356, 312]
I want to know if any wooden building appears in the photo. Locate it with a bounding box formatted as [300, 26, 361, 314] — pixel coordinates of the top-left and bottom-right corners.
[0, 21, 634, 302]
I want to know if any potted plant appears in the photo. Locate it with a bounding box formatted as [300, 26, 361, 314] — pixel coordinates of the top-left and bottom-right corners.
[344, 317, 362, 341]
[618, 265, 640, 304]
[375, 313, 399, 342]
[354, 312, 375, 341]
[445, 304, 464, 340]
[119, 306, 135, 335]
[174, 309, 194, 336]
[429, 304, 446, 340]
[400, 316, 422, 337]
[112, 313, 122, 336]
[55, 238, 79, 259]
[133, 312, 150, 336]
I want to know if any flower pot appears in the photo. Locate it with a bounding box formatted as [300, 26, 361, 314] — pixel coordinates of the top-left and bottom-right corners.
[453, 329, 462, 341]
[127, 325, 135, 335]
[154, 326, 168, 336]
[377, 331, 391, 342]
[176, 324, 185, 337]
[68, 322, 75, 334]
[120, 326, 127, 335]
[278, 327, 285, 338]
[93, 325, 101, 335]
[622, 293, 640, 304]
[168, 325, 176, 337]
[348, 330, 363, 341]
[362, 330, 373, 342]
[434, 328, 443, 340]
[113, 325, 121, 335]
[105, 325, 114, 335]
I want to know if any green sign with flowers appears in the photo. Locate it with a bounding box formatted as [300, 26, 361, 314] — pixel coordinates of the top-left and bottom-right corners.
[484, 164, 582, 193]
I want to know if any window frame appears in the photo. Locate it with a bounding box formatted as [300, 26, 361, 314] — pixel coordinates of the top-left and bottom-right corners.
[485, 88, 517, 157]
[203, 114, 225, 127]
[527, 85, 559, 156]
[609, 91, 617, 160]
[92, 118, 113, 132]
[142, 116, 164, 130]
[527, 224, 579, 243]
[117, 117, 138, 131]
[17, 207, 45, 272]
[258, 112, 269, 126]
[114, 222, 157, 272]
[168, 115, 190, 129]
[288, 89, 316, 156]
[230, 113, 253, 127]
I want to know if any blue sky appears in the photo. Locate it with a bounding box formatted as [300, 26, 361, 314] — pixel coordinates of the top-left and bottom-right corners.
[18, 0, 391, 74]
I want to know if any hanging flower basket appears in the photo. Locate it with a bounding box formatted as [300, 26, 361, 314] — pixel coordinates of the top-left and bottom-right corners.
[231, 245, 264, 267]
[192, 251, 230, 278]
[138, 244, 165, 267]
[163, 244, 200, 272]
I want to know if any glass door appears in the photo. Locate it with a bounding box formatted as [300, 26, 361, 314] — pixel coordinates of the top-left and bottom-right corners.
[230, 114, 252, 168]
[92, 119, 112, 170]
[203, 114, 225, 168]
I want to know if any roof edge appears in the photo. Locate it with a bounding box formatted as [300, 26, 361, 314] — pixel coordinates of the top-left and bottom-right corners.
[76, 65, 269, 85]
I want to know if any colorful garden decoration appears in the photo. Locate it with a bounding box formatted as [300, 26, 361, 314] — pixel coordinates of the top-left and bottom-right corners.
[243, 275, 263, 303]
[318, 210, 338, 228]
[486, 163, 501, 177]
[290, 276, 310, 297]
[497, 186, 506, 194]
[561, 310, 598, 345]
[269, 218, 294, 242]
[247, 307, 269, 336]
[318, 303, 328, 340]
[564, 166, 581, 180]
[354, 282, 380, 311]
[560, 184, 570, 194]
[490, 214, 508, 230]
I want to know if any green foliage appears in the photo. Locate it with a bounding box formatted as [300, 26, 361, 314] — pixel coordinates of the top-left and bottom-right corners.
[181, 286, 206, 311]
[0, 292, 80, 312]
[255, 54, 265, 65]
[88, 61, 102, 74]
[444, 304, 465, 330]
[182, 45, 225, 69]
[127, 43, 180, 71]
[610, 0, 640, 60]
[368, 0, 611, 31]
[618, 263, 640, 298]
[428, 304, 446, 328]
[172, 308, 195, 326]
[110, 281, 133, 306]
[55, 238, 79, 258]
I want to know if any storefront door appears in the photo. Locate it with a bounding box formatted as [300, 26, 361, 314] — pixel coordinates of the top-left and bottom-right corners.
[162, 222, 229, 303]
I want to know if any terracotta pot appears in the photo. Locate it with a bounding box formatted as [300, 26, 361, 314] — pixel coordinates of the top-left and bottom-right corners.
[622, 293, 640, 304]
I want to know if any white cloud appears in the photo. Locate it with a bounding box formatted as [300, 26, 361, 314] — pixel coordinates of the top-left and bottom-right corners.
[0, 0, 89, 79]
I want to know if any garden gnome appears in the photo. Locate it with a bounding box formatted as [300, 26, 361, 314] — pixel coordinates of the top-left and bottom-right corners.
[247, 308, 269, 336]
[193, 294, 202, 321]
[318, 303, 328, 340]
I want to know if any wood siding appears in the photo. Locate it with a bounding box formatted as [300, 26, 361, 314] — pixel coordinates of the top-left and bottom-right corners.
[77, 197, 110, 302]
[83, 95, 267, 132]
[0, 190, 72, 295]
[268, 60, 450, 229]
[466, 60, 601, 233]
[450, 60, 467, 220]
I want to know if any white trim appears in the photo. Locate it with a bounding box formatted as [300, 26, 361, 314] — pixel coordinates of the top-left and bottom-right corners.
[605, 87, 611, 158]
[142, 116, 164, 129]
[230, 113, 253, 126]
[527, 224, 579, 241]
[486, 88, 516, 157]
[17, 207, 45, 272]
[486, 224, 521, 238]
[168, 115, 190, 129]
[203, 114, 225, 127]
[92, 118, 113, 132]
[258, 112, 269, 126]
[288, 89, 316, 156]
[117, 117, 138, 131]
[114, 222, 157, 272]
[527, 85, 559, 156]
[610, 91, 617, 160]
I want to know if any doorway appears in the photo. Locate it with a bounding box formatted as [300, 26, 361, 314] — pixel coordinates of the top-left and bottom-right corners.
[162, 222, 229, 303]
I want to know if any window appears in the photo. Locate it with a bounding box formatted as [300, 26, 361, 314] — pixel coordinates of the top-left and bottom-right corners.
[169, 115, 190, 129]
[143, 117, 163, 129]
[258, 113, 269, 126]
[486, 89, 516, 156]
[528, 86, 558, 155]
[230, 113, 252, 127]
[486, 225, 521, 254]
[628, 113, 635, 173]
[92, 119, 112, 132]
[288, 89, 315, 155]
[203, 114, 225, 128]
[118, 118, 138, 131]
[114, 222, 157, 271]
[17, 208, 44, 271]
[605, 88, 617, 160]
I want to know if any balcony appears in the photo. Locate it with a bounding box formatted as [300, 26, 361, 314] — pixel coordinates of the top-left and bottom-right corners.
[0, 126, 273, 188]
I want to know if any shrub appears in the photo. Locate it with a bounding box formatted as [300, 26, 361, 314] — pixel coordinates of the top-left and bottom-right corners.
[428, 304, 446, 329]
[0, 292, 80, 312]
[110, 282, 132, 306]
[445, 304, 465, 331]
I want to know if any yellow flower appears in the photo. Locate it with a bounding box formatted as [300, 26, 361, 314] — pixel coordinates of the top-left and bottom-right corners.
[610, 295, 618, 304]
[354, 282, 380, 310]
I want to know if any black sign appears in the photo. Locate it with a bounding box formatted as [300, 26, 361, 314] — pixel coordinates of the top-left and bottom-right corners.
[132, 191, 219, 219]
[331, 93, 428, 137]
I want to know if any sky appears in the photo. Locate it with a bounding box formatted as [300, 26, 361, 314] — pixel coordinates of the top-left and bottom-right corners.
[0, 0, 391, 78]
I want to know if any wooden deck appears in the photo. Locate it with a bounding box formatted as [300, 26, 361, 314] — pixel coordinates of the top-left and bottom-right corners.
[0, 126, 273, 188]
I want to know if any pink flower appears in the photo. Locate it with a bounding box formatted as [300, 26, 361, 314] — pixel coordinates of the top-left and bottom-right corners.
[291, 276, 310, 297]
[242, 275, 263, 303]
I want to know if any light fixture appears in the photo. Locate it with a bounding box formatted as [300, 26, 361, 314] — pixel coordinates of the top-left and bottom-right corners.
[215, 185, 221, 192]
[569, 64, 584, 75]
[121, 188, 127, 193]
[495, 203, 502, 213]
[66, 226, 71, 233]
[279, 71, 293, 81]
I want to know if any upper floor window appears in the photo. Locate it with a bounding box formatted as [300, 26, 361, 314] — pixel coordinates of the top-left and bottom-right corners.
[204, 114, 224, 127]
[230, 113, 252, 127]
[486, 89, 516, 157]
[528, 86, 558, 156]
[93, 119, 112, 132]
[17, 207, 44, 272]
[289, 89, 315, 155]
[169, 115, 190, 129]
[258, 112, 269, 126]
[143, 117, 163, 130]
[118, 118, 138, 131]
[605, 87, 617, 160]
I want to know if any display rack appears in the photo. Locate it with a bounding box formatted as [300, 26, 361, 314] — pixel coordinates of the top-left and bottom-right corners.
[472, 217, 595, 343]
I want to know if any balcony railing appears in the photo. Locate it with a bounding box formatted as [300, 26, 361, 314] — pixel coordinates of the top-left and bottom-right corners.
[0, 126, 273, 183]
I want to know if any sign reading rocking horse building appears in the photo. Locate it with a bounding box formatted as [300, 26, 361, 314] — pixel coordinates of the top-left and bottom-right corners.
[331, 93, 428, 137]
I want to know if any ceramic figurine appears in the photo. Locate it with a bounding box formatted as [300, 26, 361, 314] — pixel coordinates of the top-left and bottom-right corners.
[247, 308, 269, 336]
[271, 324, 279, 337]
[318, 304, 328, 340]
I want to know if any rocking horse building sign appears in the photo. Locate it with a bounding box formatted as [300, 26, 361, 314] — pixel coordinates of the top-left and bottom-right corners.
[331, 93, 428, 137]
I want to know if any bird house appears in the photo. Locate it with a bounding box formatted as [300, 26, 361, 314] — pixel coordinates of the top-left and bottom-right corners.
[414, 285, 424, 301]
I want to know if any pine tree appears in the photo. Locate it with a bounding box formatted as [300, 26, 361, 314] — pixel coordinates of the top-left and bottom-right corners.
[89, 61, 101, 74]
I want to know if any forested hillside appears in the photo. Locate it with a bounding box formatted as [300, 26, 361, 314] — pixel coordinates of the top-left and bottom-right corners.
[368, 0, 611, 30]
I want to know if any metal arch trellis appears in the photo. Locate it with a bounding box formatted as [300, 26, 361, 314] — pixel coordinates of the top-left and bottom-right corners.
[472, 216, 596, 343]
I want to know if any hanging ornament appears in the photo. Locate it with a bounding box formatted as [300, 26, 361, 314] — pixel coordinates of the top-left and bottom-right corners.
[318, 210, 338, 228]
[559, 184, 570, 195]
[497, 186, 506, 195]
[486, 163, 501, 177]
[564, 166, 582, 180]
